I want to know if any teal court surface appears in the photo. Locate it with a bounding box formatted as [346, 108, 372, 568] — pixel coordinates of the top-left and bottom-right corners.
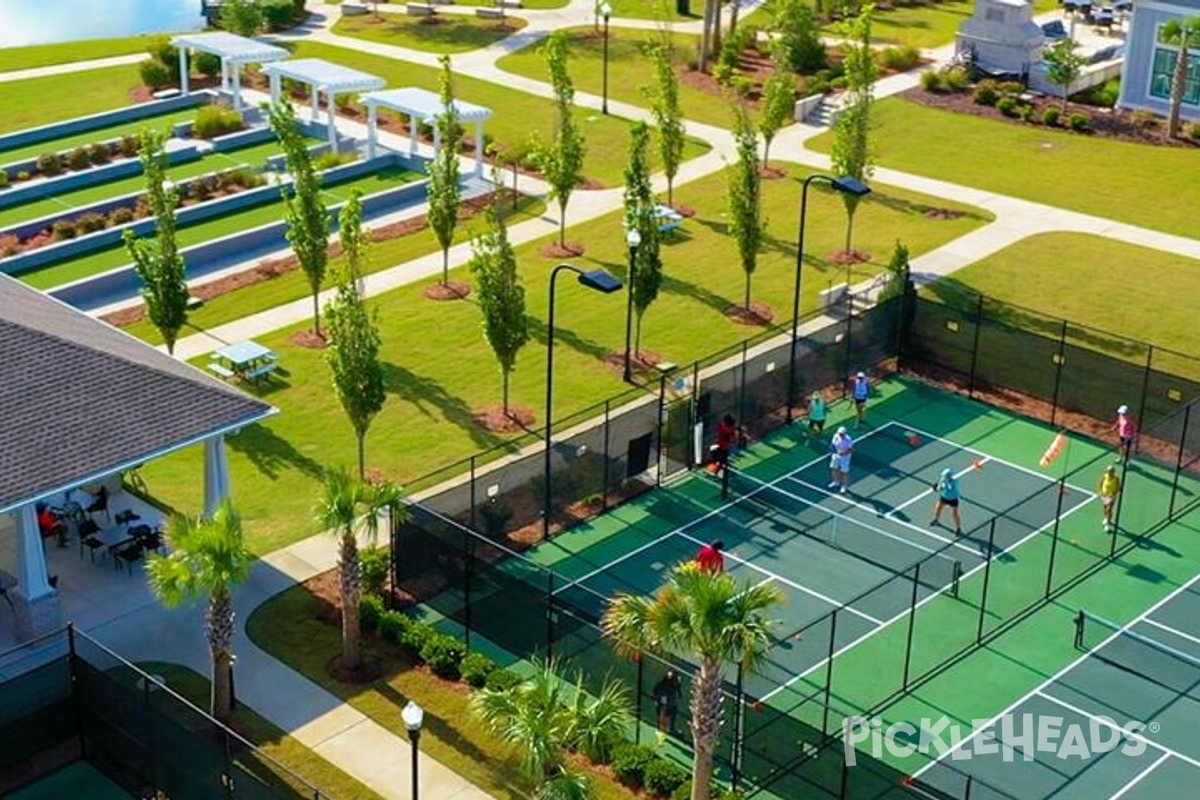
[8, 761, 132, 800]
[913, 572, 1200, 800]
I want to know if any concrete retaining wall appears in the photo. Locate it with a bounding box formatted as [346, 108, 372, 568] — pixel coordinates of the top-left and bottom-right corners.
[0, 93, 208, 154]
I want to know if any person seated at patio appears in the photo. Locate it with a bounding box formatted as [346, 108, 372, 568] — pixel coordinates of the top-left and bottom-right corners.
[36, 503, 68, 546]
[84, 484, 110, 521]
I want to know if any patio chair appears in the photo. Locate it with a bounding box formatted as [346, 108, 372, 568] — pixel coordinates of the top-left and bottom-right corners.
[85, 485, 110, 523]
[1042, 20, 1068, 39]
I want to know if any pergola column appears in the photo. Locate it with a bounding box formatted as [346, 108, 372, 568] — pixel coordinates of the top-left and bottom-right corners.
[326, 91, 339, 154]
[232, 64, 243, 115]
[408, 113, 418, 157]
[269, 72, 282, 105]
[203, 435, 231, 520]
[221, 58, 231, 91]
[367, 104, 378, 159]
[179, 48, 190, 95]
[12, 504, 61, 640]
[311, 85, 319, 117]
[433, 122, 441, 156]
[474, 122, 485, 178]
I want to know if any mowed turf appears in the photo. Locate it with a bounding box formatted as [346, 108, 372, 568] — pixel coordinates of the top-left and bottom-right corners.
[0, 63, 146, 135]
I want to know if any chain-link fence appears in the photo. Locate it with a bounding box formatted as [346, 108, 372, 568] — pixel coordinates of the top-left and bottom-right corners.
[0, 627, 336, 800]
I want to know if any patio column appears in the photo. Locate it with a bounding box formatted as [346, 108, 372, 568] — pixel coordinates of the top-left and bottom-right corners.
[311, 84, 319, 117]
[179, 48, 190, 95]
[232, 63, 243, 115]
[269, 72, 281, 105]
[12, 504, 61, 640]
[433, 123, 441, 157]
[409, 113, 418, 157]
[474, 122, 484, 178]
[221, 58, 231, 92]
[326, 91, 339, 154]
[367, 103, 378, 159]
[203, 435, 231, 520]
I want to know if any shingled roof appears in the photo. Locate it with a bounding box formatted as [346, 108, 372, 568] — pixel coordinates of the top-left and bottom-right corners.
[0, 275, 275, 514]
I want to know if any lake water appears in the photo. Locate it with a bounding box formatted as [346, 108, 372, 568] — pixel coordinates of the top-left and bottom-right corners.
[0, 0, 205, 47]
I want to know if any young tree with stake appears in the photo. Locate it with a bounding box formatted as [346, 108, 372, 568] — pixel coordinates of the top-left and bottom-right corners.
[727, 108, 765, 314]
[427, 55, 463, 290]
[538, 31, 586, 248]
[470, 199, 530, 417]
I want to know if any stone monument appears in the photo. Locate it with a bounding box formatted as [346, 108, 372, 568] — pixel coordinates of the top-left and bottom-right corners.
[956, 0, 1045, 79]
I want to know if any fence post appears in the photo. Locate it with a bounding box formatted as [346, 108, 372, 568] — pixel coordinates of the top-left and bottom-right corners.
[977, 520, 997, 644]
[1112, 454, 1133, 556]
[68, 624, 88, 760]
[732, 662, 745, 792]
[690, 362, 701, 468]
[738, 341, 749, 427]
[602, 400, 612, 508]
[546, 571, 555, 659]
[1168, 403, 1191, 520]
[388, 509, 398, 612]
[1050, 320, 1068, 427]
[822, 611, 839, 738]
[842, 297, 855, 398]
[463, 523, 473, 648]
[1044, 478, 1068, 599]
[967, 293, 984, 398]
[635, 653, 644, 746]
[656, 374, 667, 485]
[1137, 346, 1154, 437]
[469, 455, 477, 531]
[902, 564, 921, 690]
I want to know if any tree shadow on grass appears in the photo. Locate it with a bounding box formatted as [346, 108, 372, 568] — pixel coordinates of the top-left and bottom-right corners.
[226, 422, 325, 482]
[659, 272, 736, 316]
[381, 362, 505, 451]
[526, 317, 611, 363]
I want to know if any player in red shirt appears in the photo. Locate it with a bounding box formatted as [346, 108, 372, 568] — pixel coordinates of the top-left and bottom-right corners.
[696, 540, 725, 573]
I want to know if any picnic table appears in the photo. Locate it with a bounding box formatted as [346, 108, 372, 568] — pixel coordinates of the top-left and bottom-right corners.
[209, 340, 278, 383]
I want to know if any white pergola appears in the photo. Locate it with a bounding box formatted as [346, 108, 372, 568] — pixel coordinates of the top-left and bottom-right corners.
[361, 87, 493, 177]
[260, 59, 386, 153]
[170, 32, 289, 114]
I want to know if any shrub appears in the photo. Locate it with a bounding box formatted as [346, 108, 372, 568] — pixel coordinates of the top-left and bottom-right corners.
[148, 37, 181, 80]
[484, 666, 522, 692]
[359, 593, 385, 634]
[672, 781, 694, 800]
[195, 51, 222, 78]
[68, 147, 91, 171]
[643, 759, 690, 796]
[89, 143, 111, 165]
[110, 206, 136, 225]
[313, 150, 349, 172]
[715, 790, 746, 800]
[711, 62, 735, 87]
[192, 105, 244, 139]
[377, 609, 409, 645]
[731, 75, 756, 99]
[399, 618, 435, 655]
[995, 96, 1019, 117]
[36, 152, 63, 176]
[16, 171, 31, 182]
[1188, 121, 1200, 141]
[140, 58, 172, 91]
[1131, 109, 1158, 129]
[120, 135, 141, 158]
[878, 45, 921, 72]
[972, 79, 998, 106]
[0, 171, 8, 189]
[1042, 106, 1060, 126]
[1018, 104, 1034, 122]
[997, 80, 1024, 96]
[942, 67, 970, 92]
[262, 0, 297, 30]
[0, 233, 18, 256]
[479, 498, 512, 538]
[611, 743, 658, 788]
[919, 69, 943, 93]
[1068, 112, 1090, 131]
[420, 632, 466, 678]
[460, 652, 497, 688]
[76, 213, 106, 234]
[52, 220, 77, 240]
[359, 546, 389, 596]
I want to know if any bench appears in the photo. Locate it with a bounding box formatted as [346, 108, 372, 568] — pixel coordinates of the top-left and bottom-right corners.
[476, 6, 505, 16]
[820, 283, 849, 311]
[407, 3, 436, 14]
[496, 0, 522, 8]
[207, 362, 235, 379]
[655, 204, 683, 234]
[342, 1, 369, 14]
[245, 362, 278, 382]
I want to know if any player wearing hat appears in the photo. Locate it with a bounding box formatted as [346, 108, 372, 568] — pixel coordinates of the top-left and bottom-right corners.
[851, 371, 870, 428]
[1098, 464, 1121, 532]
[828, 426, 855, 495]
[931, 467, 962, 534]
[1114, 404, 1136, 461]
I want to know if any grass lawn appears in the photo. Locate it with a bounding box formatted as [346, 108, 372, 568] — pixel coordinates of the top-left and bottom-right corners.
[924, 232, 1200, 357]
[0, 63, 146, 135]
[806, 96, 1200, 239]
[333, 12, 527, 53]
[293, 41, 710, 187]
[604, 0, 702, 21]
[246, 585, 638, 800]
[20, 165, 420, 290]
[122, 194, 549, 344]
[136, 167, 988, 552]
[498, 27, 754, 130]
[844, 0, 1057, 49]
[138, 662, 389, 800]
[0, 35, 159, 72]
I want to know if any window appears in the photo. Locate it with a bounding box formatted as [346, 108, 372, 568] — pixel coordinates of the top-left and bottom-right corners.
[1149, 32, 1200, 105]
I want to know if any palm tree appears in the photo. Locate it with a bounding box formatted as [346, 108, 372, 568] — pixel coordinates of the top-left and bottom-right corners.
[145, 500, 252, 723]
[314, 466, 404, 673]
[1162, 17, 1200, 138]
[470, 657, 631, 799]
[602, 564, 783, 800]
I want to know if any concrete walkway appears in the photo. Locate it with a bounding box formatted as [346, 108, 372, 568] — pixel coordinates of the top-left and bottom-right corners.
[3, 5, 1199, 800]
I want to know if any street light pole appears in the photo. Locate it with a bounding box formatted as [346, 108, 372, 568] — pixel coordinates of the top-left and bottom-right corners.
[402, 701, 424, 800]
[601, 3, 613, 115]
[785, 174, 871, 422]
[544, 265, 623, 539]
[623, 227, 641, 383]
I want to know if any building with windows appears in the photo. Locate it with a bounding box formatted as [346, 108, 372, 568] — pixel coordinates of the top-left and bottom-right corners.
[1118, 0, 1200, 123]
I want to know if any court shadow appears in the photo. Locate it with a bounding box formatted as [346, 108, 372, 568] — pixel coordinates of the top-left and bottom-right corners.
[1121, 563, 1168, 585]
[1129, 535, 1183, 558]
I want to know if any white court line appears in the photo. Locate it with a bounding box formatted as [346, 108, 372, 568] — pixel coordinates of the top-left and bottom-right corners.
[911, 569, 1200, 779]
[760, 493, 1099, 704]
[1109, 752, 1173, 800]
[898, 422, 1098, 501]
[1142, 618, 1200, 650]
[1035, 690, 1200, 771]
[885, 460, 989, 517]
[781, 474, 981, 559]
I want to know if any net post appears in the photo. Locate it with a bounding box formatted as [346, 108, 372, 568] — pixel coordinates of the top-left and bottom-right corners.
[1073, 610, 1085, 649]
[951, 560, 963, 599]
[902, 563, 921, 691]
[602, 399, 612, 509]
[822, 610, 839, 738]
[1168, 402, 1191, 520]
[1044, 478, 1068, 599]
[964, 774, 973, 800]
[1049, 320, 1067, 427]
[634, 651, 644, 746]
[976, 520, 997, 644]
[967, 292, 983, 398]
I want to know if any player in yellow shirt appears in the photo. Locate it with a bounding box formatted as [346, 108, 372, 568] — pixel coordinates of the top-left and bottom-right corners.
[1098, 465, 1121, 533]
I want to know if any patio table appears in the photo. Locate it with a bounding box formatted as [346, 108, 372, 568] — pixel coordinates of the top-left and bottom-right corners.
[211, 339, 278, 382]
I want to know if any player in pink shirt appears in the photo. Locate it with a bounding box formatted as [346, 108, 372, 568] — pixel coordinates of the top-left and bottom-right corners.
[1114, 404, 1136, 460]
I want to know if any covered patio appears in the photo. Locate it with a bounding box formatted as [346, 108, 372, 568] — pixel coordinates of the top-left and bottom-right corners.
[0, 275, 274, 647]
[170, 31, 290, 114]
[260, 59, 386, 152]
[361, 87, 493, 177]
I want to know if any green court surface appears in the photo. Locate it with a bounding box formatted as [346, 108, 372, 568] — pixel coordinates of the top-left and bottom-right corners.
[0, 139, 290, 229]
[0, 108, 197, 168]
[19, 165, 422, 290]
[8, 761, 132, 800]
[912, 578, 1200, 799]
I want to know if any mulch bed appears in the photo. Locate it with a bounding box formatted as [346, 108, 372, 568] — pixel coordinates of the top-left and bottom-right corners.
[289, 329, 328, 349]
[541, 241, 586, 258]
[423, 280, 472, 301]
[601, 350, 665, 380]
[473, 405, 536, 433]
[828, 249, 873, 265]
[726, 302, 775, 325]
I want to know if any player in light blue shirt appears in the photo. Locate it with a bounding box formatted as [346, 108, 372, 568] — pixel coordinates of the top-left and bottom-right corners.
[931, 468, 963, 534]
[851, 371, 870, 428]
